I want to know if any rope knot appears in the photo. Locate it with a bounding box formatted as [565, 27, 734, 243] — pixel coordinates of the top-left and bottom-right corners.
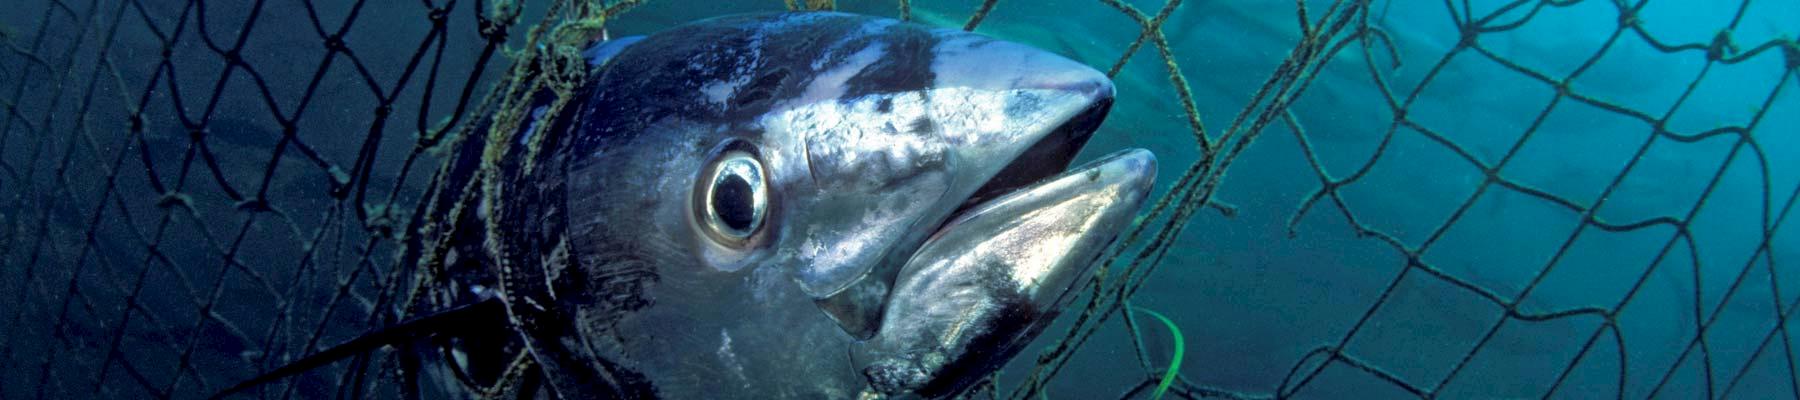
[1706, 30, 1734, 61]
[323, 34, 346, 52]
[235, 198, 271, 213]
[1783, 39, 1800, 70]
[1456, 23, 1479, 48]
[1616, 9, 1638, 29]
[155, 192, 192, 209]
[428, 8, 450, 25]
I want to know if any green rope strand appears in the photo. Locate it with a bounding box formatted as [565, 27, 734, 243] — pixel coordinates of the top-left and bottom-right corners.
[1130, 305, 1185, 400]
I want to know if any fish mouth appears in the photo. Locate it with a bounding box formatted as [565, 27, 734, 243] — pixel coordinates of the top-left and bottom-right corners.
[809, 80, 1130, 339]
[946, 94, 1116, 221]
[854, 94, 1158, 395]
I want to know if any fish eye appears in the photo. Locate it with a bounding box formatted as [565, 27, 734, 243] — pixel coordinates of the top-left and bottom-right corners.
[695, 143, 769, 246]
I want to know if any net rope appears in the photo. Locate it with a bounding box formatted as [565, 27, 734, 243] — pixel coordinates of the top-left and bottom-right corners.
[0, 0, 1795, 399]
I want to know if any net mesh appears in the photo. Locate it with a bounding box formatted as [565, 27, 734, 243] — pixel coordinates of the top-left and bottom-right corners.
[1, 0, 1795, 399]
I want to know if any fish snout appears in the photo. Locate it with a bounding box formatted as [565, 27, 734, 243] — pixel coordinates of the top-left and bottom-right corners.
[924, 32, 1121, 228]
[854, 149, 1157, 397]
[930, 29, 1115, 102]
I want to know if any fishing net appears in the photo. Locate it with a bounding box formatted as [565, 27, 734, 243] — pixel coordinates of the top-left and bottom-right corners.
[1, 0, 1795, 398]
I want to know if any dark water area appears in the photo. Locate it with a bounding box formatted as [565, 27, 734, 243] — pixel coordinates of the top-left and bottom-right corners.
[2, 0, 1796, 398]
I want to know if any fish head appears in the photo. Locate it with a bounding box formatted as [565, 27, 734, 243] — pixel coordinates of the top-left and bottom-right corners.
[511, 12, 1155, 398]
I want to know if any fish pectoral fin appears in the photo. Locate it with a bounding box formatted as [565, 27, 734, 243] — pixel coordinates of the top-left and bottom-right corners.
[206, 298, 506, 400]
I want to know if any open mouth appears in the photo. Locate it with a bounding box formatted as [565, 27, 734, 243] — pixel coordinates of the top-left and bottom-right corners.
[857, 91, 1155, 396]
[945, 96, 1115, 225]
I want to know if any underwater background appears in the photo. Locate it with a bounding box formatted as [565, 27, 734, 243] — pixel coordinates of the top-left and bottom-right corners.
[2, 0, 1797, 398]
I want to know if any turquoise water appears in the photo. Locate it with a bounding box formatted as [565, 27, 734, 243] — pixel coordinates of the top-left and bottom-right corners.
[855, 0, 1800, 397]
[1, 0, 1796, 398]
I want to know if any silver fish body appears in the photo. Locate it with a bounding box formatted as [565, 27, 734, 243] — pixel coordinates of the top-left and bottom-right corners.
[462, 12, 1156, 399]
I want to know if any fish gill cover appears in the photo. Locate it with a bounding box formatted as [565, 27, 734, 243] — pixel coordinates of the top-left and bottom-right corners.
[0, 0, 1796, 398]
